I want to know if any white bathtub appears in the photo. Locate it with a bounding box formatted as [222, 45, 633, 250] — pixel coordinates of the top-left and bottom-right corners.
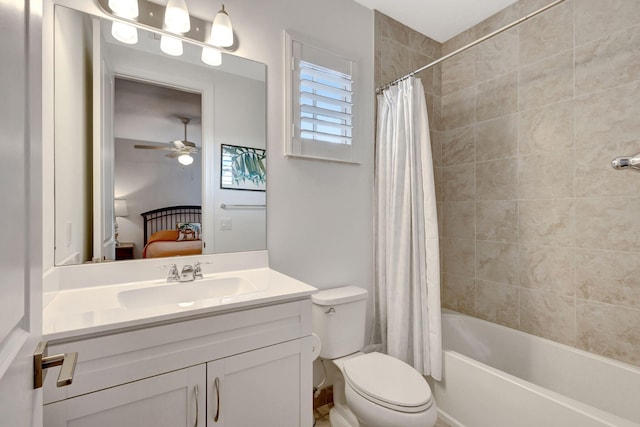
[431, 310, 640, 427]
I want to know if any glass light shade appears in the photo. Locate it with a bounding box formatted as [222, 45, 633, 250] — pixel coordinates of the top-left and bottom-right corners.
[111, 21, 138, 45]
[211, 6, 233, 47]
[178, 154, 194, 166]
[201, 46, 222, 66]
[109, 0, 138, 18]
[160, 35, 183, 56]
[164, 0, 191, 34]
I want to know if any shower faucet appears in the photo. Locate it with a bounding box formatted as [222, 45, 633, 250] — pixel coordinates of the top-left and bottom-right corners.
[611, 153, 640, 172]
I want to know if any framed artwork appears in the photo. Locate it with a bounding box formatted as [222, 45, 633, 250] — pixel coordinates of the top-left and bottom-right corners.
[220, 144, 266, 191]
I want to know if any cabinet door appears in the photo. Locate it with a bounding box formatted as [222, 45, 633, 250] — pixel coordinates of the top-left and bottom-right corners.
[44, 364, 206, 427]
[207, 340, 309, 427]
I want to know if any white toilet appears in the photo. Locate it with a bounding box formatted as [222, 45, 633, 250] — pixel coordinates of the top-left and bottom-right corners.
[312, 286, 437, 427]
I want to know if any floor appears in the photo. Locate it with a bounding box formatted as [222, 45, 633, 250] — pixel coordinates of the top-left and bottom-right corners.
[313, 405, 453, 426]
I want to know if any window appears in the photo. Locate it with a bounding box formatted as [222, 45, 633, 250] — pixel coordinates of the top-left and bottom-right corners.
[285, 31, 359, 163]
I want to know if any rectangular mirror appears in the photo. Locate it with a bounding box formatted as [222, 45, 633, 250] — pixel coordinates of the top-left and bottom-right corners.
[53, 5, 267, 266]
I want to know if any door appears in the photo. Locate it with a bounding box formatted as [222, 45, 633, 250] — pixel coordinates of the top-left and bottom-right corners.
[43, 364, 206, 427]
[0, 0, 43, 426]
[206, 340, 309, 427]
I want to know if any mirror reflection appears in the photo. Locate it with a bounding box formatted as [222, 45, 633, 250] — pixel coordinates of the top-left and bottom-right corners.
[53, 5, 266, 266]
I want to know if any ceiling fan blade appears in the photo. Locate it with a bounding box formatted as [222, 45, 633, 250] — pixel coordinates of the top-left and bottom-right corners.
[183, 140, 196, 148]
[134, 145, 173, 151]
[166, 152, 179, 158]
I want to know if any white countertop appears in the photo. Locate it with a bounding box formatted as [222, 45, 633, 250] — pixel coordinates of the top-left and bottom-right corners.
[44, 267, 317, 342]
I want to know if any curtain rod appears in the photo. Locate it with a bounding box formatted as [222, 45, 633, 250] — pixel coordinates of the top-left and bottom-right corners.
[376, 0, 567, 94]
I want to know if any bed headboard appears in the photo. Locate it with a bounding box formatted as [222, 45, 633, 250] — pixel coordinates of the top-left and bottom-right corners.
[140, 205, 202, 245]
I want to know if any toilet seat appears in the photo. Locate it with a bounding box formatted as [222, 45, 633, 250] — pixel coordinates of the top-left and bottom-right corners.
[342, 352, 433, 414]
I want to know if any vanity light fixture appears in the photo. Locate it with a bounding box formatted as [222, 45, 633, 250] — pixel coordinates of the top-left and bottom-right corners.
[178, 153, 194, 166]
[109, 0, 139, 44]
[108, 0, 138, 18]
[201, 46, 222, 66]
[164, 0, 191, 34]
[160, 33, 184, 56]
[211, 4, 233, 48]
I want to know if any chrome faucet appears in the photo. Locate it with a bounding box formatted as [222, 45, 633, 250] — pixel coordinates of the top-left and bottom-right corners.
[193, 262, 203, 280]
[167, 264, 180, 282]
[179, 264, 195, 282]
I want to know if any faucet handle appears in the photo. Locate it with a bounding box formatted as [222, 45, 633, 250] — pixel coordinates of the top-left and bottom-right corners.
[193, 262, 204, 280]
[167, 264, 179, 282]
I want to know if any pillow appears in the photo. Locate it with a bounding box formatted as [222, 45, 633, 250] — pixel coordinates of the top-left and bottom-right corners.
[177, 222, 201, 241]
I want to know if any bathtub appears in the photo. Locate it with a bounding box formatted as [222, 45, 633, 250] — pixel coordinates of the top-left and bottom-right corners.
[430, 310, 640, 427]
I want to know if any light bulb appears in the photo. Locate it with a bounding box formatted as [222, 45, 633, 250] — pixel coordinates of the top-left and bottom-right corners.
[178, 154, 194, 166]
[201, 46, 222, 66]
[109, 0, 138, 18]
[164, 0, 190, 34]
[111, 21, 138, 45]
[211, 5, 233, 47]
[160, 35, 183, 56]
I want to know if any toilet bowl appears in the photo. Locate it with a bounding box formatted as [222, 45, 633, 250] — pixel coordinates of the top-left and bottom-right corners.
[312, 286, 437, 427]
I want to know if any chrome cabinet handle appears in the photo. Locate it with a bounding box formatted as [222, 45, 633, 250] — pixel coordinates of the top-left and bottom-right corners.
[193, 385, 199, 427]
[33, 341, 78, 389]
[213, 377, 220, 422]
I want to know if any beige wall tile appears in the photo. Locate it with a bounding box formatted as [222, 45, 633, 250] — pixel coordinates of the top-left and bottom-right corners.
[476, 114, 518, 162]
[376, 12, 410, 46]
[575, 249, 640, 309]
[476, 159, 517, 201]
[574, 139, 640, 198]
[519, 199, 575, 246]
[430, 131, 443, 167]
[520, 288, 576, 346]
[519, 100, 574, 155]
[475, 29, 518, 83]
[441, 201, 475, 239]
[442, 273, 476, 315]
[442, 126, 474, 166]
[476, 71, 518, 122]
[476, 200, 518, 243]
[574, 81, 640, 147]
[441, 238, 475, 277]
[519, 245, 574, 296]
[577, 301, 640, 366]
[476, 241, 519, 285]
[518, 150, 574, 199]
[519, 52, 574, 111]
[519, 0, 574, 66]
[413, 51, 435, 95]
[442, 28, 477, 55]
[441, 163, 475, 201]
[576, 197, 640, 252]
[408, 30, 441, 59]
[441, 49, 476, 96]
[575, 0, 640, 46]
[379, 38, 413, 84]
[441, 86, 476, 131]
[575, 24, 640, 96]
[476, 280, 519, 329]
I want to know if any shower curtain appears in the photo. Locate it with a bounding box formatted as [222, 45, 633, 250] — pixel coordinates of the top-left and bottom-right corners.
[374, 77, 442, 380]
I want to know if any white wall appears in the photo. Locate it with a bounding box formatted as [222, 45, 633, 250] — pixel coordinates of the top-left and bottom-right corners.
[183, 0, 376, 297]
[53, 7, 92, 265]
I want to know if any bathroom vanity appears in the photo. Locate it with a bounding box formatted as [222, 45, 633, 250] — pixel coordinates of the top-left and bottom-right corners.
[42, 257, 316, 427]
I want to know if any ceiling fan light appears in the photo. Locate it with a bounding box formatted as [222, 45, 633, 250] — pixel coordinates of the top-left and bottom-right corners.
[111, 21, 138, 45]
[164, 0, 191, 34]
[201, 46, 222, 66]
[160, 34, 183, 56]
[211, 5, 233, 47]
[178, 154, 194, 166]
[109, 0, 138, 18]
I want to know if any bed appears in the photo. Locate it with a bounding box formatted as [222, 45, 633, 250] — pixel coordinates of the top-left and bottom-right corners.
[140, 205, 203, 258]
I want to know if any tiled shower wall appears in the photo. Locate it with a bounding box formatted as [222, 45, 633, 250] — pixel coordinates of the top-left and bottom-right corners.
[376, 0, 640, 367]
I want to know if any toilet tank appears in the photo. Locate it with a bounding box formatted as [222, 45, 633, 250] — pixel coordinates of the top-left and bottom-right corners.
[312, 286, 368, 359]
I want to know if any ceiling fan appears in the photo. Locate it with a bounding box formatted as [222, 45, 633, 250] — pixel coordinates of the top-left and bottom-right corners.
[134, 117, 199, 165]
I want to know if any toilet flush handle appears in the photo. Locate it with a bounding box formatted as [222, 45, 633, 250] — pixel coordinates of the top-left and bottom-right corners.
[325, 307, 336, 314]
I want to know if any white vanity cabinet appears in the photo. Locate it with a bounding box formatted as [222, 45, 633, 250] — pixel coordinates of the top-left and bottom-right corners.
[42, 299, 313, 427]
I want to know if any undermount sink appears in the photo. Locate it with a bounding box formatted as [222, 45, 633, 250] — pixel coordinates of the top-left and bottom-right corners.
[118, 276, 257, 309]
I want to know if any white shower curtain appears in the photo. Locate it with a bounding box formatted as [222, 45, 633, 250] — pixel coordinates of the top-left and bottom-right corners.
[374, 77, 442, 380]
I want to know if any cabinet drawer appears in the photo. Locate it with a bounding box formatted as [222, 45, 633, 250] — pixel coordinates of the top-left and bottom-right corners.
[44, 299, 311, 404]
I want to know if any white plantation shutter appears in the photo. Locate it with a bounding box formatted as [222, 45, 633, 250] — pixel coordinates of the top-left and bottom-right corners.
[285, 32, 359, 163]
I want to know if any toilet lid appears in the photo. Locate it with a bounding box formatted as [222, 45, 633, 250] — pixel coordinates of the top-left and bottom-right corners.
[343, 352, 433, 413]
